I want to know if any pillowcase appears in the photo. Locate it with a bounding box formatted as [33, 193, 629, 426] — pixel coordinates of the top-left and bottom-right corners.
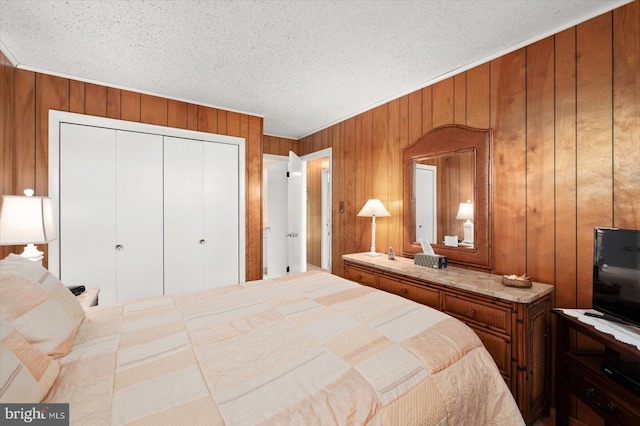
[0, 317, 60, 403]
[0, 254, 85, 358]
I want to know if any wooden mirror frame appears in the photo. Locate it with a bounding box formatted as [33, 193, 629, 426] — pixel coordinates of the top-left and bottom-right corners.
[403, 124, 493, 270]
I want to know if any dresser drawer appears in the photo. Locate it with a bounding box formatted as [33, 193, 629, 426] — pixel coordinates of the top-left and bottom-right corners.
[344, 265, 376, 287]
[378, 275, 440, 309]
[443, 293, 511, 334]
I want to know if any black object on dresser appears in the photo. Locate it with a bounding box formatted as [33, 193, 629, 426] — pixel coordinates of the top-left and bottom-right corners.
[554, 310, 640, 425]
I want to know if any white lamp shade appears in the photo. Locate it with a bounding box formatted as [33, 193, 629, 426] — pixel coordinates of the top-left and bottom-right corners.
[357, 199, 391, 217]
[0, 193, 58, 244]
[456, 200, 474, 221]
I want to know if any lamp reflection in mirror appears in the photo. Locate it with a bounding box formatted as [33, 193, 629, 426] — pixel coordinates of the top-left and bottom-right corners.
[357, 199, 391, 257]
[456, 200, 474, 244]
[0, 189, 58, 264]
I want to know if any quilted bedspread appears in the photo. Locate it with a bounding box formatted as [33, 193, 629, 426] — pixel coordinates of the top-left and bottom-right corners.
[44, 271, 524, 425]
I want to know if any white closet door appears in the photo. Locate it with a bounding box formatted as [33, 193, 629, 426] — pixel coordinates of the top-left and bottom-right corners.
[164, 136, 205, 295]
[115, 131, 164, 302]
[203, 142, 240, 287]
[60, 124, 117, 304]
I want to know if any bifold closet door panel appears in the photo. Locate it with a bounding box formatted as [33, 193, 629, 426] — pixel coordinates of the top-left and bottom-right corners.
[115, 131, 164, 303]
[203, 142, 240, 288]
[164, 136, 205, 295]
[59, 123, 117, 304]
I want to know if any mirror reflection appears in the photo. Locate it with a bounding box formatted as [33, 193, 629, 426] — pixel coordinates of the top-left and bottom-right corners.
[414, 150, 475, 249]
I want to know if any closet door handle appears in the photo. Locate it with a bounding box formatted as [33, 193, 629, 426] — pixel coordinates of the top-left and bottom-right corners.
[115, 244, 123, 251]
[199, 239, 205, 244]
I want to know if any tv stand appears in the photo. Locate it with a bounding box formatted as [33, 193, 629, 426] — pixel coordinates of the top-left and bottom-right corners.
[554, 310, 640, 425]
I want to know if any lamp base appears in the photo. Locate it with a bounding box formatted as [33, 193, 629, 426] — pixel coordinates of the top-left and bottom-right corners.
[20, 243, 44, 264]
[364, 251, 382, 257]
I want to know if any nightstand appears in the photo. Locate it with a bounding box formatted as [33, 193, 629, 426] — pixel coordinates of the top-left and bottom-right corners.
[76, 287, 100, 310]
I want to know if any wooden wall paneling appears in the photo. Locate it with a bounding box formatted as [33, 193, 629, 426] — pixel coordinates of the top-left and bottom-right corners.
[408, 90, 423, 144]
[490, 49, 527, 276]
[554, 28, 578, 309]
[613, 0, 640, 229]
[454, 74, 467, 125]
[167, 99, 188, 129]
[0, 52, 15, 260]
[526, 36, 556, 285]
[227, 111, 241, 137]
[246, 114, 263, 281]
[466, 63, 491, 129]
[306, 157, 320, 266]
[187, 103, 198, 131]
[343, 117, 358, 258]
[217, 110, 227, 135]
[15, 70, 36, 194]
[432, 78, 454, 128]
[372, 104, 389, 253]
[332, 123, 342, 275]
[360, 111, 373, 253]
[354, 114, 364, 252]
[197, 105, 218, 133]
[421, 86, 433, 135]
[69, 80, 85, 114]
[121, 90, 141, 122]
[106, 87, 121, 119]
[576, 13, 613, 309]
[35, 74, 68, 195]
[280, 138, 292, 156]
[140, 94, 168, 126]
[388, 99, 402, 254]
[84, 83, 107, 117]
[264, 135, 276, 154]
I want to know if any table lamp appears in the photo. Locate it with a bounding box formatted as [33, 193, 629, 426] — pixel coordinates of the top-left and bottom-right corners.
[358, 199, 391, 257]
[456, 199, 474, 244]
[0, 189, 58, 263]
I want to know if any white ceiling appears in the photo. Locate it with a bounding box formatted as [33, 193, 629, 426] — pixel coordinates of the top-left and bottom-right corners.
[0, 0, 631, 139]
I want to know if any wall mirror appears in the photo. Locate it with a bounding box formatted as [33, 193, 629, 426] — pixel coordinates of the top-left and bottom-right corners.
[403, 125, 492, 270]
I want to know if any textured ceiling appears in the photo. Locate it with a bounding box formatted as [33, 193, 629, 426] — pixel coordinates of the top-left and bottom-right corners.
[0, 0, 631, 139]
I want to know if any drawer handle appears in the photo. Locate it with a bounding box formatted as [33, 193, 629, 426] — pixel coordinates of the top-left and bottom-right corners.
[466, 308, 476, 318]
[401, 288, 408, 295]
[357, 274, 362, 280]
[585, 388, 613, 412]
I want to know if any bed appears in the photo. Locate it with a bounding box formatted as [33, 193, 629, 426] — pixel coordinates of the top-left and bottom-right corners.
[1, 254, 524, 425]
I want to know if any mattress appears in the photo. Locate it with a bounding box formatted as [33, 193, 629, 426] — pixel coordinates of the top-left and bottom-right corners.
[43, 270, 524, 425]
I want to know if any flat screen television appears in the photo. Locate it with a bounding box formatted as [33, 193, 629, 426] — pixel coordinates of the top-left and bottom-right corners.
[592, 227, 640, 326]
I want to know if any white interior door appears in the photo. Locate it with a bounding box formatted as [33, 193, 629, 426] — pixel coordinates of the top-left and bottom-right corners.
[415, 164, 437, 244]
[203, 142, 240, 288]
[59, 123, 117, 304]
[115, 130, 164, 302]
[164, 136, 205, 295]
[265, 159, 288, 278]
[288, 151, 306, 274]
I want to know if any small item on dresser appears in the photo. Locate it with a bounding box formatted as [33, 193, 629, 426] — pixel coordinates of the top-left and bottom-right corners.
[67, 285, 86, 296]
[414, 253, 447, 269]
[388, 247, 395, 260]
[502, 274, 532, 288]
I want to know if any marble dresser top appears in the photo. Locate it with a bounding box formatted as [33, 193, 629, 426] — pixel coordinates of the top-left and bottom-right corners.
[343, 253, 553, 304]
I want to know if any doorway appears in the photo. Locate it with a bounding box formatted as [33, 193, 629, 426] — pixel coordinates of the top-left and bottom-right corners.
[262, 148, 332, 278]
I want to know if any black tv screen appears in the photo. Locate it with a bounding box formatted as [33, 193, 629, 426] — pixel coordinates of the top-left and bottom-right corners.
[592, 227, 640, 326]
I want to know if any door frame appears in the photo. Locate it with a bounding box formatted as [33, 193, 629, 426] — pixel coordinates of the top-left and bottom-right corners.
[48, 110, 246, 281]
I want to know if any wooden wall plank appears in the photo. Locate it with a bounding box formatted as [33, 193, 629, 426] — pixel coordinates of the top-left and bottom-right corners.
[187, 103, 198, 131]
[107, 87, 121, 119]
[466, 63, 491, 128]
[554, 27, 578, 308]
[0, 52, 15, 259]
[343, 116, 357, 257]
[167, 99, 188, 129]
[140, 94, 167, 126]
[421, 86, 433, 134]
[227, 111, 241, 137]
[354, 114, 363, 251]
[613, 0, 640, 229]
[246, 114, 263, 280]
[14, 70, 36, 194]
[360, 111, 373, 252]
[69, 80, 85, 114]
[526, 37, 556, 285]
[121, 90, 141, 122]
[454, 74, 467, 125]
[217, 110, 227, 135]
[372, 104, 389, 253]
[576, 13, 613, 308]
[432, 78, 454, 127]
[490, 49, 527, 275]
[85, 83, 107, 117]
[332, 123, 342, 275]
[388, 99, 402, 253]
[197, 105, 217, 133]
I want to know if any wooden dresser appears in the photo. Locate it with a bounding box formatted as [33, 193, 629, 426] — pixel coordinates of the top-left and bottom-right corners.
[343, 253, 553, 425]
